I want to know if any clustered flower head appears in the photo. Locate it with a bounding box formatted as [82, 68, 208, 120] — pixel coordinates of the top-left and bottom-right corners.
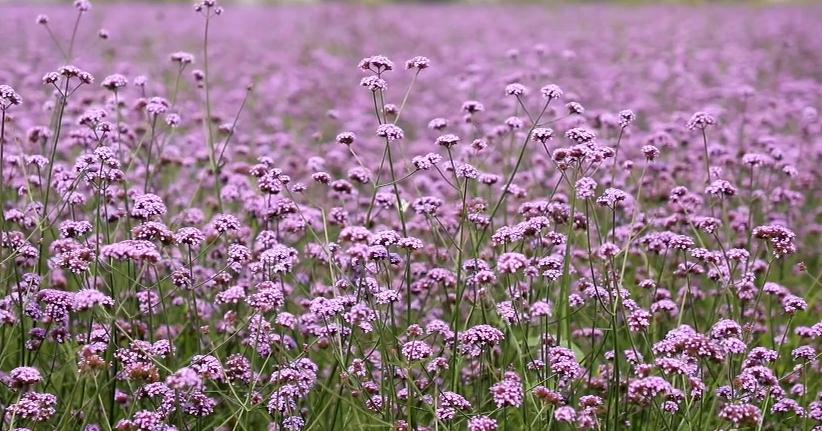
[0, 84, 23, 108]
[405, 55, 430, 70]
[687, 111, 717, 130]
[376, 123, 404, 141]
[101, 74, 128, 91]
[359, 55, 394, 75]
[541, 84, 563, 100]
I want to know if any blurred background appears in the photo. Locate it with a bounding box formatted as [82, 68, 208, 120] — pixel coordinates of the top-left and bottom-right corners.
[0, 0, 809, 5]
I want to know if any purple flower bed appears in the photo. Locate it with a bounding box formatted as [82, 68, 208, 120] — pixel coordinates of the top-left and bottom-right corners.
[0, 1, 821, 430]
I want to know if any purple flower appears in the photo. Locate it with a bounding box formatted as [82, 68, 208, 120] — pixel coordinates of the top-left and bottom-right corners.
[101, 74, 128, 91]
[131, 193, 167, 220]
[718, 403, 761, 426]
[405, 56, 431, 70]
[358, 55, 394, 74]
[0, 85, 22, 108]
[459, 324, 504, 357]
[5, 392, 57, 422]
[468, 415, 498, 431]
[752, 224, 797, 258]
[401, 340, 433, 362]
[540, 84, 563, 100]
[376, 124, 404, 141]
[687, 111, 717, 130]
[554, 406, 576, 423]
[8, 367, 42, 389]
[435, 133, 460, 148]
[490, 372, 523, 408]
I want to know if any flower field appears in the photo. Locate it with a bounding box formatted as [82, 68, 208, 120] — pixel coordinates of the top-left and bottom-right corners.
[1, 1, 821, 430]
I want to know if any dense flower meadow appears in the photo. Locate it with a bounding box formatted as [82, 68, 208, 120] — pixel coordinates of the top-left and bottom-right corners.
[1, 1, 822, 430]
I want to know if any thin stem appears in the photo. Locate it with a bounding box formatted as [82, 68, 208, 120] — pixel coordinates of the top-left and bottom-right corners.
[66, 11, 83, 61]
[38, 79, 71, 276]
[202, 13, 223, 211]
[701, 128, 711, 184]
